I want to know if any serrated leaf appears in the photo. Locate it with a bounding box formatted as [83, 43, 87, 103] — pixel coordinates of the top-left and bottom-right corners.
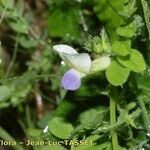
[106, 60, 130, 86]
[117, 49, 146, 73]
[48, 117, 74, 139]
[112, 40, 131, 56]
[116, 21, 137, 37]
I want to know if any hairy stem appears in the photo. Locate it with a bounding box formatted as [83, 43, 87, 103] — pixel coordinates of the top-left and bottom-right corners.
[109, 88, 120, 150]
[5, 36, 19, 78]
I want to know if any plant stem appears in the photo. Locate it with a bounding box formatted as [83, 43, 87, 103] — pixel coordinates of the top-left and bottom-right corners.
[138, 95, 150, 133]
[109, 89, 120, 150]
[5, 36, 19, 78]
[26, 105, 33, 128]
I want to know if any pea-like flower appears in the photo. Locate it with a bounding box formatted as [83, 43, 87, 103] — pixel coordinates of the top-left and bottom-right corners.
[53, 44, 111, 91]
[53, 44, 91, 90]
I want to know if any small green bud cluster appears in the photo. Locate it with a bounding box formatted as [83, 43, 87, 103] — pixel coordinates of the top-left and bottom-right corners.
[84, 28, 111, 54]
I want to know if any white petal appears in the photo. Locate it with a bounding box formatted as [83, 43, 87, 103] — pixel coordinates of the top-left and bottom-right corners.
[91, 55, 111, 73]
[53, 44, 78, 54]
[61, 53, 91, 74]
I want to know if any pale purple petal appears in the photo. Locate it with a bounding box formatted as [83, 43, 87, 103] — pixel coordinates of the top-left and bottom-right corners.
[61, 69, 81, 91]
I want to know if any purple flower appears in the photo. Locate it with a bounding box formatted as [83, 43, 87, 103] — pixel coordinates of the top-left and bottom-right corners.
[61, 69, 81, 91]
[53, 44, 91, 91]
[53, 44, 111, 90]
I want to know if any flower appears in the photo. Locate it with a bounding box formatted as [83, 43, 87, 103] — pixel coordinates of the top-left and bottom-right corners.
[53, 44, 111, 91]
[61, 69, 81, 90]
[53, 44, 91, 90]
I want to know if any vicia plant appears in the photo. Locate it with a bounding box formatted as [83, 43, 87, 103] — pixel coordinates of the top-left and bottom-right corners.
[53, 44, 111, 90]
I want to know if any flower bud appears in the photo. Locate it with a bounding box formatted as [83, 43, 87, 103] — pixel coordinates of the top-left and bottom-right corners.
[90, 55, 111, 73]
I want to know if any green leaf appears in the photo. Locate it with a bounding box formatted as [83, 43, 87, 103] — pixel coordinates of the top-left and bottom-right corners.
[119, 0, 137, 18]
[9, 18, 28, 34]
[106, 60, 130, 86]
[11, 84, 31, 106]
[0, 85, 11, 101]
[16, 36, 38, 48]
[118, 108, 137, 128]
[54, 100, 75, 118]
[48, 9, 80, 40]
[27, 128, 41, 138]
[0, 0, 14, 9]
[48, 117, 74, 139]
[41, 145, 67, 150]
[112, 40, 131, 56]
[116, 21, 137, 37]
[127, 102, 136, 111]
[79, 107, 106, 130]
[94, 0, 125, 28]
[72, 135, 101, 150]
[74, 143, 111, 150]
[118, 49, 146, 73]
[37, 112, 53, 128]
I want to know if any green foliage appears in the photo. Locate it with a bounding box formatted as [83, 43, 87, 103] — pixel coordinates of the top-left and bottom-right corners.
[136, 72, 150, 94]
[74, 143, 111, 150]
[9, 18, 29, 34]
[118, 49, 146, 73]
[48, 117, 74, 139]
[16, 36, 38, 49]
[41, 145, 67, 150]
[116, 21, 137, 38]
[85, 29, 111, 54]
[94, 0, 124, 29]
[112, 40, 131, 56]
[0, 0, 150, 150]
[48, 8, 80, 41]
[79, 107, 106, 130]
[106, 60, 130, 86]
[0, 85, 11, 101]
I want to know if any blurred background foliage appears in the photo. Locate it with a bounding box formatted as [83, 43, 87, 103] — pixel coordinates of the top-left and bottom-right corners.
[0, 0, 150, 150]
